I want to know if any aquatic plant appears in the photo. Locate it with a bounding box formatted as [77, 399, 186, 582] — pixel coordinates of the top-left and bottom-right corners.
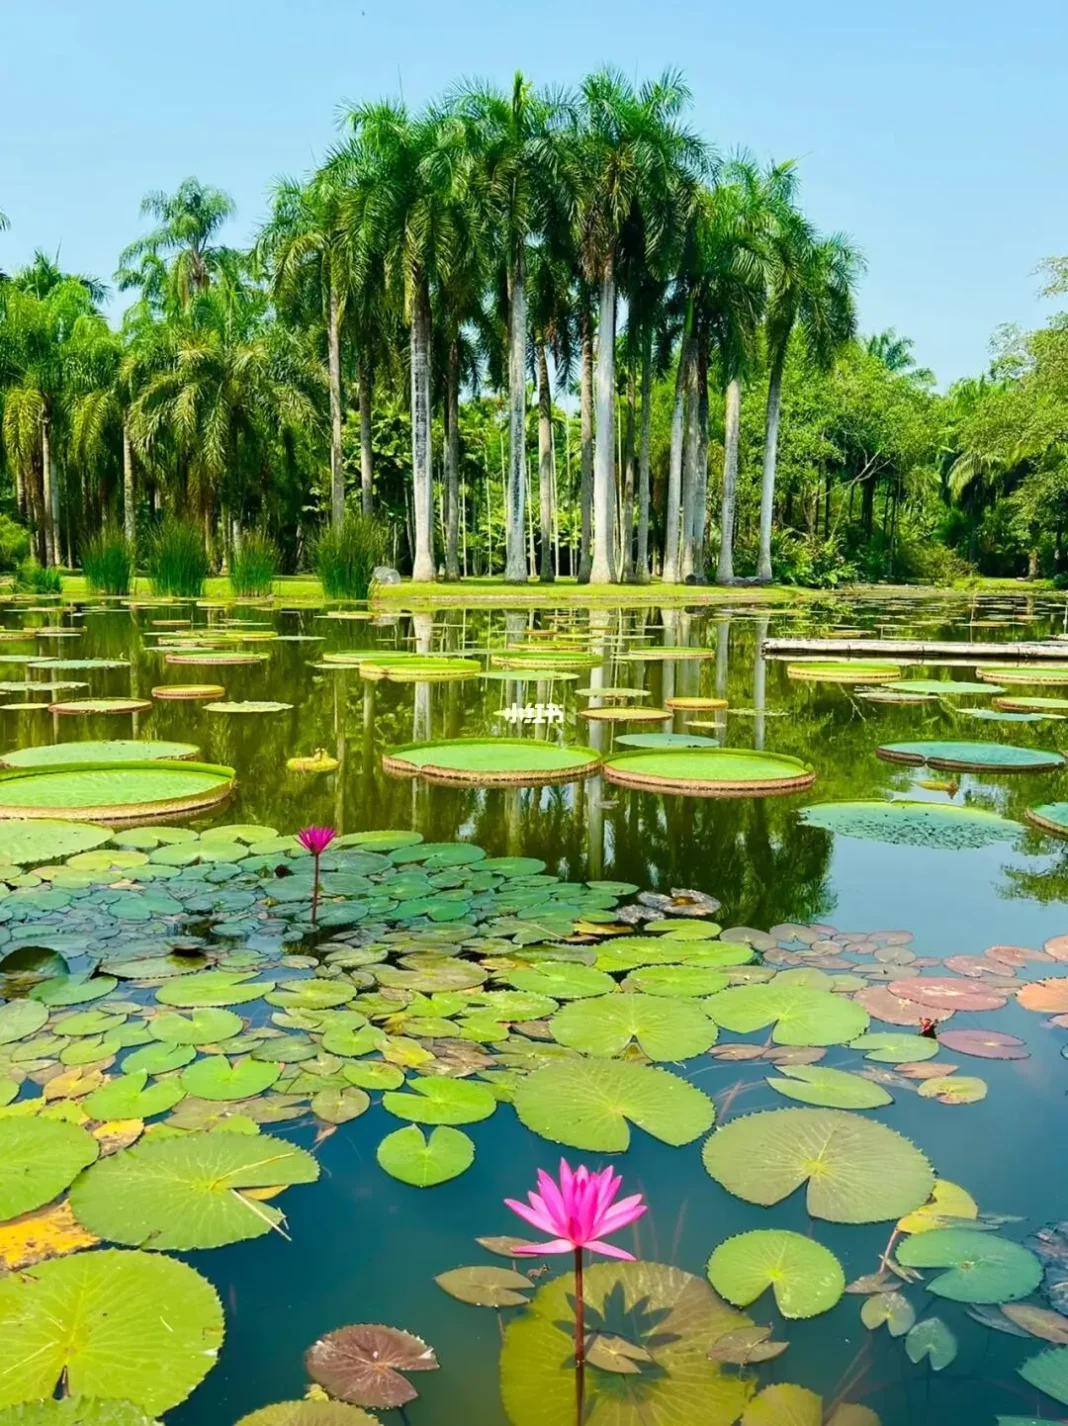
[506, 1160, 646, 1422]
[297, 825, 336, 922]
[313, 513, 388, 600]
[145, 516, 209, 597]
[81, 524, 133, 594]
[229, 529, 279, 597]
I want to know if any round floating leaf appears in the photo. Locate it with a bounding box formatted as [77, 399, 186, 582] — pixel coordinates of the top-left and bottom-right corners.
[178, 1056, 282, 1100]
[550, 993, 717, 1060]
[0, 999, 49, 1045]
[937, 1029, 1028, 1060]
[892, 975, 1005, 1011]
[0, 820, 110, 865]
[877, 740, 1063, 773]
[0, 1399, 159, 1426]
[897, 1180, 978, 1234]
[383, 738, 600, 786]
[305, 1324, 438, 1410]
[615, 732, 717, 749]
[32, 972, 117, 1007]
[506, 963, 614, 999]
[896, 1228, 1041, 1303]
[742, 1385, 821, 1426]
[849, 1033, 940, 1063]
[707, 1229, 844, 1318]
[703, 982, 868, 1046]
[382, 1076, 496, 1125]
[603, 747, 814, 797]
[979, 665, 1068, 686]
[917, 1075, 987, 1105]
[1025, 803, 1068, 838]
[311, 1086, 370, 1123]
[234, 1404, 379, 1426]
[787, 660, 902, 684]
[625, 965, 729, 997]
[905, 1317, 958, 1370]
[203, 701, 293, 714]
[514, 1058, 715, 1152]
[702, 1108, 934, 1223]
[376, 1125, 474, 1187]
[1019, 1346, 1068, 1406]
[0, 1118, 100, 1218]
[766, 1064, 892, 1109]
[148, 1009, 244, 1045]
[1, 741, 199, 770]
[48, 700, 152, 717]
[861, 1291, 916, 1336]
[0, 763, 235, 822]
[82, 1071, 185, 1121]
[0, 1248, 223, 1413]
[122, 1042, 195, 1075]
[887, 679, 996, 696]
[800, 800, 1021, 850]
[435, 1265, 532, 1307]
[156, 970, 267, 1008]
[70, 1130, 319, 1249]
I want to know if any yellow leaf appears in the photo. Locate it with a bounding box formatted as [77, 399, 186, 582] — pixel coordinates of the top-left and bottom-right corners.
[43, 1065, 107, 1101]
[92, 1118, 144, 1154]
[243, 1184, 286, 1202]
[0, 1200, 99, 1271]
[380, 1035, 434, 1068]
[897, 1180, 978, 1234]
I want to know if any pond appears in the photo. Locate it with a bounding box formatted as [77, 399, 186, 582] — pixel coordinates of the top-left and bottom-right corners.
[2, 587, 1068, 1426]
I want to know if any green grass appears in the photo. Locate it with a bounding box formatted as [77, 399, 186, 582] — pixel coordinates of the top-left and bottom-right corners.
[229, 531, 279, 598]
[146, 517, 210, 598]
[81, 525, 133, 595]
[314, 513, 389, 600]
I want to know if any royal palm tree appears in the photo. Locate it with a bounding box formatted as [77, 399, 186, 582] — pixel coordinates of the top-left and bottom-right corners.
[755, 191, 862, 581]
[118, 178, 238, 308]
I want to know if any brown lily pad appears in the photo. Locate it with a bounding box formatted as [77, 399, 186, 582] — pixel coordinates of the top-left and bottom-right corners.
[986, 943, 1051, 966]
[475, 1235, 537, 1257]
[1044, 935, 1068, 962]
[897, 1061, 959, 1080]
[1019, 978, 1068, 1013]
[707, 1324, 789, 1364]
[435, 1266, 532, 1307]
[936, 1029, 1029, 1060]
[585, 1334, 654, 1373]
[305, 1324, 438, 1409]
[943, 955, 1015, 980]
[1001, 1302, 1068, 1343]
[854, 986, 954, 1027]
[892, 976, 1006, 1012]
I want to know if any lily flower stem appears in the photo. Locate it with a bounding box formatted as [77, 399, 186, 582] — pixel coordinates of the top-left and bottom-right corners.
[311, 851, 320, 924]
[574, 1245, 585, 1424]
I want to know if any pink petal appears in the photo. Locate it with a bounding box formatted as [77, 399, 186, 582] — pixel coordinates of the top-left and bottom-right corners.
[586, 1239, 637, 1261]
[511, 1238, 576, 1256]
[593, 1195, 647, 1236]
[505, 1198, 559, 1236]
[536, 1170, 568, 1232]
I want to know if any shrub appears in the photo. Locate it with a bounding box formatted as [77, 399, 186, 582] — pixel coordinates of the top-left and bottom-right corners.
[0, 516, 31, 572]
[15, 558, 62, 594]
[768, 531, 857, 589]
[81, 525, 133, 595]
[314, 513, 388, 600]
[146, 516, 209, 598]
[229, 529, 279, 598]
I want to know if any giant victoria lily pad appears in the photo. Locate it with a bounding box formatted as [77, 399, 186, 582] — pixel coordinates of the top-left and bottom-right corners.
[787, 660, 903, 684]
[1026, 803, 1068, 837]
[800, 800, 1021, 849]
[702, 1108, 935, 1222]
[978, 665, 1068, 686]
[48, 699, 152, 716]
[0, 1249, 223, 1413]
[382, 738, 601, 787]
[0, 740, 199, 768]
[603, 748, 815, 798]
[876, 740, 1063, 773]
[0, 761, 235, 822]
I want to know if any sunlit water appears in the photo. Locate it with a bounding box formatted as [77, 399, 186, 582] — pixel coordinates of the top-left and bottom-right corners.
[5, 587, 1068, 1426]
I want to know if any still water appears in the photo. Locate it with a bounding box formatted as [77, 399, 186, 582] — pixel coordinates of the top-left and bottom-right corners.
[5, 588, 1068, 1426]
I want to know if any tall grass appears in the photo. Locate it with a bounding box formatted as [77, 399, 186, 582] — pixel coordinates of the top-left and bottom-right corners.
[146, 516, 209, 598]
[15, 558, 62, 594]
[229, 529, 279, 597]
[314, 513, 388, 600]
[82, 525, 133, 595]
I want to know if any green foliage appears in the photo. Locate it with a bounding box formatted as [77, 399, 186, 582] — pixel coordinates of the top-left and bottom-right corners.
[81, 524, 133, 594]
[229, 529, 279, 596]
[145, 516, 209, 597]
[15, 558, 61, 593]
[769, 531, 855, 589]
[0, 516, 30, 571]
[314, 512, 389, 599]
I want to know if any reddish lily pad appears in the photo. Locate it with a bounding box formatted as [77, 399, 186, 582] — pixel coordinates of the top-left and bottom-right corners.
[936, 1030, 1029, 1060]
[305, 1325, 438, 1409]
[891, 977, 1007, 1012]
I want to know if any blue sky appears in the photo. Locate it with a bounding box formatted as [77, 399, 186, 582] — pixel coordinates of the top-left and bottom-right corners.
[1, 0, 1065, 385]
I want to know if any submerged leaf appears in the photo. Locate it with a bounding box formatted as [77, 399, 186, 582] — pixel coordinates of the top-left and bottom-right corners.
[861, 1292, 916, 1336]
[905, 1317, 957, 1369]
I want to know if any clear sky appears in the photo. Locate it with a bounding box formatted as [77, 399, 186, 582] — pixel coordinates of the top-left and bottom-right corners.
[2, 0, 1065, 385]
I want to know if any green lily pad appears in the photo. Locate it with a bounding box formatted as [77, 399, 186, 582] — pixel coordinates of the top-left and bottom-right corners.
[603, 747, 814, 797]
[376, 1124, 475, 1187]
[849, 1033, 940, 1063]
[787, 659, 902, 683]
[233, 1405, 379, 1426]
[550, 993, 717, 1060]
[905, 1317, 957, 1370]
[30, 974, 118, 1007]
[766, 1064, 893, 1109]
[1019, 1346, 1068, 1406]
[0, 762, 236, 821]
[82, 1071, 186, 1121]
[703, 982, 868, 1046]
[0, 1250, 222, 1414]
[702, 1108, 934, 1222]
[505, 963, 614, 999]
[800, 800, 1021, 849]
[624, 965, 730, 997]
[514, 1058, 715, 1152]
[148, 1009, 244, 1045]
[0, 1399, 160, 1426]
[0, 820, 111, 865]
[70, 1131, 319, 1249]
[383, 738, 600, 786]
[877, 740, 1063, 773]
[861, 1291, 915, 1336]
[979, 665, 1068, 686]
[886, 679, 997, 696]
[706, 1229, 845, 1318]
[0, 741, 198, 769]
[156, 970, 269, 1008]
[0, 999, 49, 1045]
[0, 1117, 100, 1218]
[311, 1086, 371, 1123]
[382, 1076, 496, 1125]
[178, 1056, 282, 1100]
[54, 1010, 127, 1038]
[122, 1042, 196, 1075]
[896, 1228, 1041, 1303]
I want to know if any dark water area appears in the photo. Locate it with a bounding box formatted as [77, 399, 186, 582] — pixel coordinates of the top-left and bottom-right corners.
[4, 587, 1068, 1426]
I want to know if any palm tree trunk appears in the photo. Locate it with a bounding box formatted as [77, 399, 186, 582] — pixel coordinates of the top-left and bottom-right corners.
[662, 338, 689, 585]
[636, 331, 652, 583]
[590, 266, 617, 585]
[40, 412, 56, 568]
[679, 348, 700, 580]
[621, 362, 637, 581]
[537, 345, 554, 582]
[328, 278, 345, 529]
[691, 342, 710, 580]
[359, 355, 374, 516]
[505, 249, 528, 582]
[409, 277, 435, 582]
[756, 346, 786, 583]
[444, 339, 461, 581]
[717, 378, 741, 583]
[122, 417, 136, 550]
[578, 302, 594, 583]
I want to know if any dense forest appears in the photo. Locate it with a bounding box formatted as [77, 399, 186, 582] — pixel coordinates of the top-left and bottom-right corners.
[1, 69, 1067, 590]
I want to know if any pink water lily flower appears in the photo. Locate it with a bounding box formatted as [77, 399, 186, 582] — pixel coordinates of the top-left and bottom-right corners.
[505, 1159, 646, 1260]
[297, 826, 337, 856]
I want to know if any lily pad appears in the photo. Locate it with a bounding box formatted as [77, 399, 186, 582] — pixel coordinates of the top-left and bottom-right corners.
[376, 1125, 474, 1187]
[603, 747, 814, 797]
[0, 999, 49, 1044]
[877, 741, 1063, 773]
[70, 1130, 319, 1249]
[1019, 1346, 1068, 1406]
[787, 660, 902, 684]
[550, 993, 717, 1060]
[0, 1248, 223, 1413]
[381, 1076, 496, 1125]
[383, 739, 600, 786]
[305, 1324, 438, 1410]
[702, 1108, 934, 1222]
[506, 963, 614, 999]
[203, 702, 293, 714]
[0, 1400, 160, 1426]
[156, 970, 268, 1008]
[0, 820, 111, 865]
[233, 1405, 378, 1426]
[148, 1009, 244, 1045]
[151, 685, 226, 701]
[0, 763, 235, 823]
[917, 1075, 988, 1104]
[48, 700, 152, 717]
[861, 1290, 916, 1336]
[936, 1030, 1028, 1060]
[178, 1056, 282, 1100]
[435, 1265, 532, 1307]
[849, 1032, 940, 1063]
[0, 741, 199, 768]
[800, 800, 1021, 850]
[82, 1071, 185, 1121]
[706, 1229, 845, 1318]
[514, 1058, 715, 1152]
[905, 1317, 958, 1370]
[979, 665, 1068, 686]
[897, 1228, 1042, 1303]
[703, 982, 868, 1046]
[0, 1117, 100, 1218]
[766, 1064, 893, 1109]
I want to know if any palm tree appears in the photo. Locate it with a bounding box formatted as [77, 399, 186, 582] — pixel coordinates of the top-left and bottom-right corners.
[118, 178, 237, 308]
[573, 68, 707, 584]
[528, 232, 575, 582]
[755, 193, 862, 581]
